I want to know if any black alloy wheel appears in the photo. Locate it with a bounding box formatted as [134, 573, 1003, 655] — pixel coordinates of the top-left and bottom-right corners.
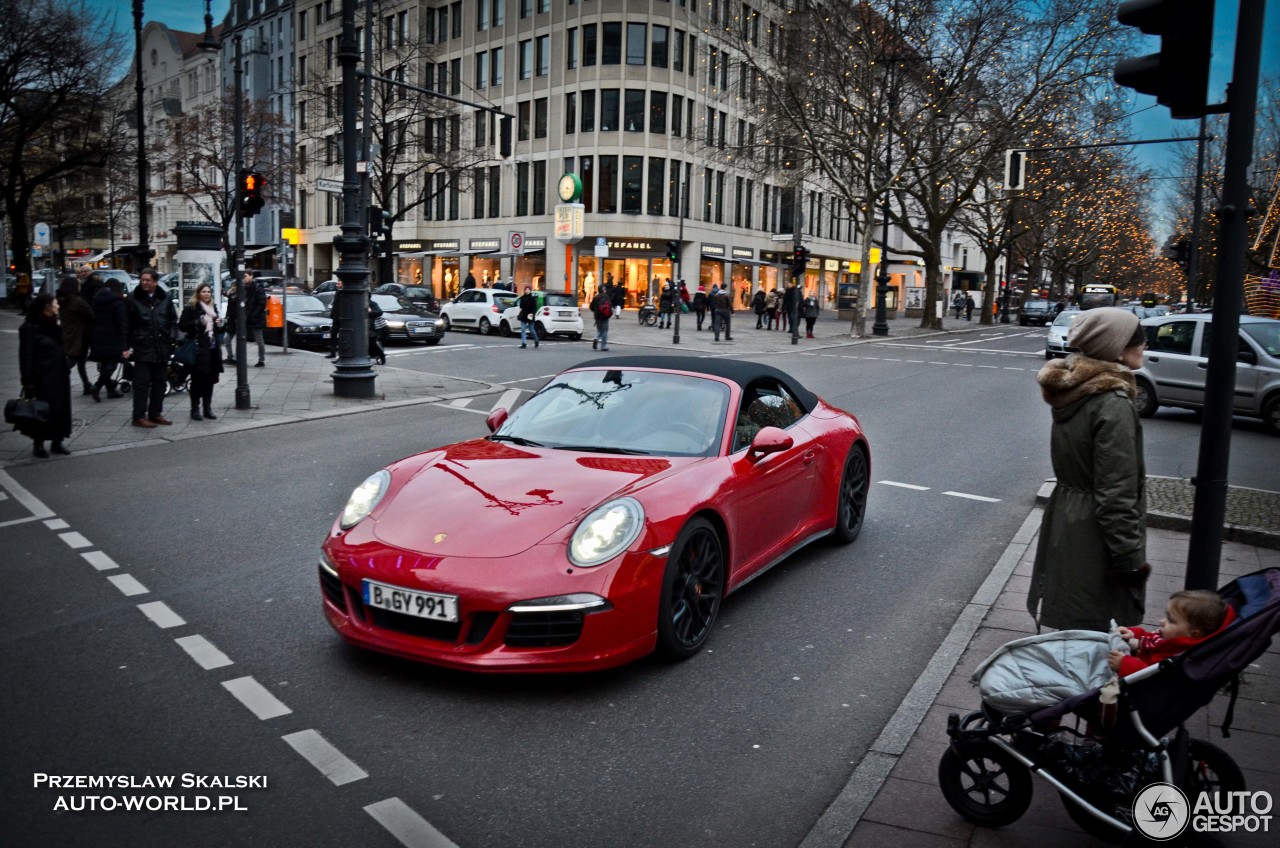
[656, 517, 725, 660]
[938, 743, 1033, 828]
[833, 445, 868, 544]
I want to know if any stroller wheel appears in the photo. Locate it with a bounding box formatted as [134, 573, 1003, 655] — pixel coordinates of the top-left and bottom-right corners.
[938, 742, 1032, 827]
[1185, 738, 1245, 797]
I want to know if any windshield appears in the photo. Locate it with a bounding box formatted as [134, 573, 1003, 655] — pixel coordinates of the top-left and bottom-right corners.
[494, 293, 518, 309]
[399, 287, 434, 301]
[544, 293, 577, 308]
[284, 295, 326, 313]
[372, 294, 403, 311]
[496, 369, 730, 457]
[1080, 292, 1116, 309]
[1242, 322, 1280, 357]
[1052, 311, 1082, 327]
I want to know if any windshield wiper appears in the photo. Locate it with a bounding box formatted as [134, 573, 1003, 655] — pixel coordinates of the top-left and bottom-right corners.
[489, 434, 545, 447]
[555, 444, 651, 455]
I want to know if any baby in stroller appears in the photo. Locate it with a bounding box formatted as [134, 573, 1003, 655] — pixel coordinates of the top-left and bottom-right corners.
[1109, 589, 1232, 676]
[941, 568, 1280, 842]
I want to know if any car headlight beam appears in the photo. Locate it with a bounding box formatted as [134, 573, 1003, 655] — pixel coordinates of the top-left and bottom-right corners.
[568, 498, 644, 567]
[340, 470, 391, 530]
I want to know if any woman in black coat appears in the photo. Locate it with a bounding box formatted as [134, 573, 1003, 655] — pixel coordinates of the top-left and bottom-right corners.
[87, 279, 128, 401]
[17, 294, 73, 457]
[178, 283, 225, 420]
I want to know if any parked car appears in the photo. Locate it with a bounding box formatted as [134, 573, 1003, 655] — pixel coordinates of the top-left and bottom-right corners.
[1017, 299, 1055, 326]
[1044, 309, 1083, 359]
[498, 290, 584, 340]
[1134, 313, 1280, 435]
[439, 287, 519, 334]
[260, 294, 333, 347]
[319, 356, 870, 672]
[371, 294, 445, 345]
[374, 283, 439, 314]
[313, 278, 341, 296]
[96, 269, 135, 291]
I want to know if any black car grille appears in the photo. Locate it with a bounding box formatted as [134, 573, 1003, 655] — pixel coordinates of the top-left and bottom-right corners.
[319, 566, 347, 611]
[367, 607, 463, 642]
[504, 610, 585, 647]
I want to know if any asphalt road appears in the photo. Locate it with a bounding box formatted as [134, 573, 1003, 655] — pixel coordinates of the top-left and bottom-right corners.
[2, 325, 1276, 847]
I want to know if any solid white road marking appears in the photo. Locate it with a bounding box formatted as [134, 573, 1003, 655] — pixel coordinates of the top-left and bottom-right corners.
[58, 531, 92, 549]
[82, 551, 119, 571]
[221, 676, 292, 720]
[943, 491, 1002, 503]
[175, 635, 234, 670]
[878, 481, 930, 491]
[107, 574, 149, 596]
[491, 389, 521, 413]
[137, 601, 186, 629]
[282, 729, 369, 786]
[365, 797, 460, 848]
[42, 517, 67, 529]
[448, 398, 472, 408]
[0, 469, 55, 519]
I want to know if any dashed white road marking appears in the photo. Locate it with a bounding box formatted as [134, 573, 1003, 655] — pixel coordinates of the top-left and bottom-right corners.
[943, 491, 1002, 503]
[365, 797, 460, 848]
[492, 389, 522, 413]
[175, 635, 234, 670]
[43, 517, 67, 529]
[58, 531, 92, 549]
[107, 574, 149, 596]
[82, 551, 120, 571]
[222, 676, 292, 720]
[448, 398, 472, 408]
[137, 601, 186, 629]
[282, 729, 369, 786]
[878, 481, 930, 491]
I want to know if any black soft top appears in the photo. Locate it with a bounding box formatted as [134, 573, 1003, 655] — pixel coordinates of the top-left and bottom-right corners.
[568, 355, 818, 411]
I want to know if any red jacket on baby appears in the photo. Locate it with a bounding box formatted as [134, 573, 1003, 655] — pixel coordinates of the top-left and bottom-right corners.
[1116, 606, 1236, 677]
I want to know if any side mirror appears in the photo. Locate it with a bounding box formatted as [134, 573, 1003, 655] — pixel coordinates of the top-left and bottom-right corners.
[1237, 345, 1258, 366]
[748, 426, 793, 460]
[485, 408, 509, 433]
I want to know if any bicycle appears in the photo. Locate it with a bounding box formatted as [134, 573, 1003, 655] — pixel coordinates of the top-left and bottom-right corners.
[638, 301, 658, 326]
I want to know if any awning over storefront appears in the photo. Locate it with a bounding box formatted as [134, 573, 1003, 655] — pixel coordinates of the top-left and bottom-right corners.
[244, 245, 277, 256]
[82, 250, 109, 263]
[729, 257, 780, 266]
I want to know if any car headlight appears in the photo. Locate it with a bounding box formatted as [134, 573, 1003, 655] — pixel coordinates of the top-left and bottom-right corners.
[340, 470, 391, 529]
[386, 320, 406, 330]
[568, 498, 644, 567]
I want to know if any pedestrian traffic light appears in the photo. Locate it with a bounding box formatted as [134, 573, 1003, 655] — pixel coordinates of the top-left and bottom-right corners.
[1114, 0, 1215, 120]
[665, 240, 680, 262]
[792, 245, 810, 275]
[370, 206, 393, 239]
[239, 171, 266, 217]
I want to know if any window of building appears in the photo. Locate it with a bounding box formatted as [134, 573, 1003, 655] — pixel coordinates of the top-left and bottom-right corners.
[598, 155, 618, 213]
[451, 114, 461, 151]
[532, 160, 547, 215]
[651, 25, 668, 68]
[567, 27, 577, 68]
[488, 165, 501, 218]
[491, 46, 503, 85]
[473, 168, 485, 218]
[538, 0, 549, 12]
[478, 0, 489, 30]
[565, 92, 576, 134]
[647, 157, 665, 216]
[518, 100, 531, 141]
[436, 61, 447, 93]
[519, 39, 532, 79]
[703, 168, 713, 222]
[600, 89, 619, 132]
[673, 30, 684, 72]
[719, 110, 727, 149]
[520, 0, 531, 18]
[715, 171, 724, 224]
[581, 90, 596, 132]
[536, 34, 550, 76]
[671, 94, 683, 136]
[451, 58, 461, 94]
[583, 24, 597, 67]
[475, 110, 488, 146]
[735, 176, 744, 228]
[626, 23, 646, 65]
[602, 22, 622, 64]
[745, 180, 754, 229]
[451, 2, 462, 38]
[624, 90, 645, 132]
[534, 97, 548, 138]
[492, 0, 504, 26]
[649, 91, 667, 134]
[475, 52, 488, 88]
[708, 47, 718, 87]
[705, 106, 715, 145]
[688, 36, 697, 75]
[669, 164, 681, 217]
[622, 156, 643, 214]
[298, 9, 307, 39]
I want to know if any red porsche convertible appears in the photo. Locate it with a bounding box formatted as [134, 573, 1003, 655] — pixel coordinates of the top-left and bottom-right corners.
[319, 356, 870, 672]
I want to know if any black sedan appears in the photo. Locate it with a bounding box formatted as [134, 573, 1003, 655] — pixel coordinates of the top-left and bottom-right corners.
[372, 294, 445, 345]
[263, 294, 332, 348]
[374, 283, 439, 314]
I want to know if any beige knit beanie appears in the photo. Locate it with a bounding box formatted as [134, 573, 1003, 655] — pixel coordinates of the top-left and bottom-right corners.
[1068, 307, 1141, 362]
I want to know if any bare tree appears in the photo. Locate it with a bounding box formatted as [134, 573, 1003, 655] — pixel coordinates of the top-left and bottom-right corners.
[0, 0, 126, 276]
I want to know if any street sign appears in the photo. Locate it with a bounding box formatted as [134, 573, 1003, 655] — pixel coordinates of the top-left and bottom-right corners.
[33, 222, 50, 246]
[770, 233, 794, 242]
[509, 231, 525, 255]
[315, 178, 344, 194]
[594, 244, 609, 258]
[554, 204, 584, 242]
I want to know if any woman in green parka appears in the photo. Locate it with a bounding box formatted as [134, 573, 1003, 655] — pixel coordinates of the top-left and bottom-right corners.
[1029, 307, 1151, 632]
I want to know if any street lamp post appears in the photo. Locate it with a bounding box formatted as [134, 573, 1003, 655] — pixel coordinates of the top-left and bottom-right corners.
[332, 0, 376, 398]
[132, 0, 151, 271]
[872, 86, 895, 337]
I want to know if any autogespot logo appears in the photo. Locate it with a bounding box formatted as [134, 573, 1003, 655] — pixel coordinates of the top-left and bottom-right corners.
[1133, 782, 1190, 841]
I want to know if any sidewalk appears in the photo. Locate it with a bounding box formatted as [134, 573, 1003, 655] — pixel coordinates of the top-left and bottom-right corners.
[832, 483, 1280, 848]
[2, 302, 1004, 466]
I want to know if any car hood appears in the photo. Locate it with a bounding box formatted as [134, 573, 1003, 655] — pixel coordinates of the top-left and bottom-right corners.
[287, 312, 331, 325]
[370, 439, 695, 556]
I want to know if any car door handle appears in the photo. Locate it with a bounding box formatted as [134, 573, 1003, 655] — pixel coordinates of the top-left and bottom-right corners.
[803, 451, 816, 465]
[1147, 356, 1160, 363]
[1198, 362, 1208, 369]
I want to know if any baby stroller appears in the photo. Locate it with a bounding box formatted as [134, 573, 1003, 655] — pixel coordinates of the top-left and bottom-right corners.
[110, 352, 190, 397]
[940, 568, 1280, 842]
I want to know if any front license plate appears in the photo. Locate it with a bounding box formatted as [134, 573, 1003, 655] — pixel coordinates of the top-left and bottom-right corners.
[362, 580, 458, 621]
[320, 332, 330, 339]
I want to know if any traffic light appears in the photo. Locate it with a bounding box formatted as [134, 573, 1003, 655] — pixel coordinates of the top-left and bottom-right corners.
[1114, 0, 1215, 119]
[499, 115, 513, 158]
[665, 240, 680, 262]
[792, 245, 810, 276]
[370, 206, 393, 239]
[238, 171, 266, 217]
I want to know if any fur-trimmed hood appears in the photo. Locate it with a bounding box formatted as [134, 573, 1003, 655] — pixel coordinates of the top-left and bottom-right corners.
[1037, 355, 1136, 413]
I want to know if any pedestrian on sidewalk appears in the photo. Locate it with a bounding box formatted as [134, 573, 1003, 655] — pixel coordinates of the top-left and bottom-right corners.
[517, 286, 540, 349]
[368, 299, 387, 365]
[241, 271, 268, 367]
[692, 285, 708, 330]
[610, 280, 625, 317]
[712, 285, 733, 341]
[124, 267, 177, 428]
[56, 275, 95, 395]
[782, 280, 800, 333]
[178, 283, 224, 421]
[1029, 307, 1150, 632]
[752, 288, 766, 328]
[88, 279, 127, 401]
[657, 282, 675, 329]
[17, 293, 72, 457]
[765, 288, 780, 329]
[964, 294, 975, 321]
[802, 291, 820, 338]
[223, 279, 239, 363]
[590, 288, 611, 350]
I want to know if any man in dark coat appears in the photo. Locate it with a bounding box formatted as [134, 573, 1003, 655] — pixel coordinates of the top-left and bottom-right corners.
[17, 293, 72, 457]
[124, 267, 178, 428]
[88, 279, 128, 400]
[711, 285, 733, 341]
[964, 294, 976, 321]
[516, 286, 539, 349]
[463, 270, 476, 290]
[610, 280, 625, 316]
[782, 281, 801, 334]
[241, 271, 268, 366]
